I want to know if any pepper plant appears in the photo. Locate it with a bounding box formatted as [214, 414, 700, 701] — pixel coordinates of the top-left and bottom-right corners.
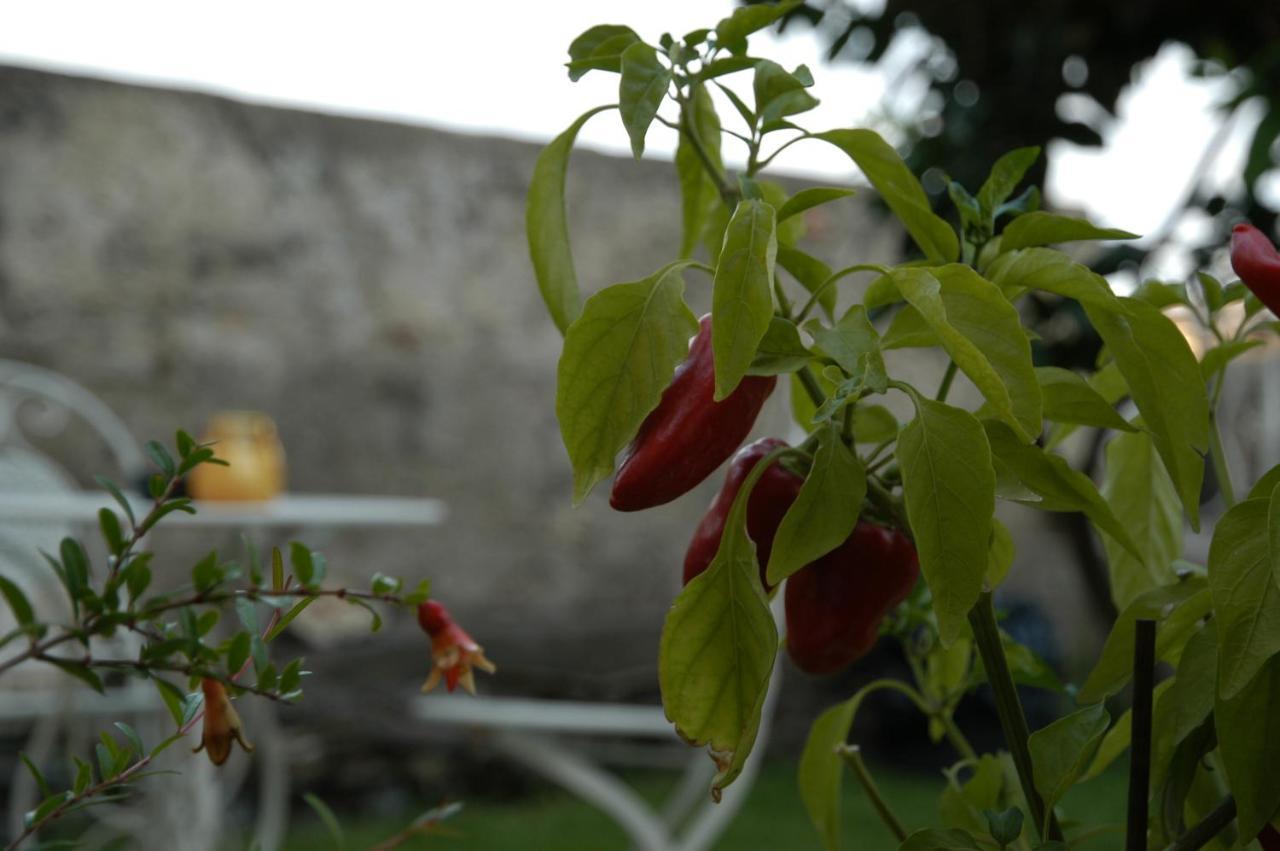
[527, 3, 1280, 848]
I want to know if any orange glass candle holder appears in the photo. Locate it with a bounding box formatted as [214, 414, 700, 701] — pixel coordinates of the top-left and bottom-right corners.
[188, 411, 286, 501]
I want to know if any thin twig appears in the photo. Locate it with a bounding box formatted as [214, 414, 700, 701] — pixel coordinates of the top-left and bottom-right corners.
[837, 745, 909, 842]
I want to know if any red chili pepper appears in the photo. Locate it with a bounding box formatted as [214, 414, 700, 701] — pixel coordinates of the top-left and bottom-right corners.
[1260, 825, 1280, 851]
[1230, 223, 1280, 315]
[784, 521, 919, 675]
[682, 437, 802, 590]
[610, 315, 777, 512]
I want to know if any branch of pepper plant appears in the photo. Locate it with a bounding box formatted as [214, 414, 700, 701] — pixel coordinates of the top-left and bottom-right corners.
[1165, 796, 1237, 851]
[837, 744, 910, 842]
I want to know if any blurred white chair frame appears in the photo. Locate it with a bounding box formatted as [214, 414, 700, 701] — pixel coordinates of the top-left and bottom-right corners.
[414, 597, 784, 851]
[0, 360, 288, 851]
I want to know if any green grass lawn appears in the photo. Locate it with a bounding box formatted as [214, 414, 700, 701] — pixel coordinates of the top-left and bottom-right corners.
[276, 758, 1128, 850]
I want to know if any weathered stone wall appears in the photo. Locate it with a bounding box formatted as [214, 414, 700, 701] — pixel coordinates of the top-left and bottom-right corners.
[0, 66, 1108, 730]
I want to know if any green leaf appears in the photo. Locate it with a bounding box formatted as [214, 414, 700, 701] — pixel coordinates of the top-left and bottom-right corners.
[556, 262, 699, 502]
[776, 187, 855, 224]
[897, 396, 995, 645]
[713, 0, 802, 55]
[346, 595, 383, 632]
[25, 791, 72, 830]
[565, 25, 640, 80]
[1250, 464, 1280, 502]
[985, 247, 1115, 308]
[1149, 622, 1217, 792]
[939, 754, 1006, 834]
[145, 440, 176, 477]
[1210, 498, 1280, 699]
[46, 658, 105, 693]
[984, 807, 1024, 848]
[1078, 578, 1209, 703]
[526, 105, 615, 335]
[1028, 702, 1109, 813]
[191, 551, 222, 592]
[227, 631, 251, 676]
[154, 679, 186, 726]
[751, 60, 819, 125]
[98, 508, 124, 557]
[114, 722, 143, 756]
[659, 459, 777, 797]
[1082, 678, 1174, 781]
[1088, 299, 1209, 530]
[798, 699, 857, 851]
[983, 420, 1143, 564]
[699, 55, 761, 80]
[676, 83, 722, 259]
[618, 42, 671, 158]
[766, 422, 866, 585]
[0, 575, 34, 627]
[1100, 431, 1181, 608]
[1200, 338, 1263, 381]
[370, 573, 402, 595]
[748, 316, 811, 376]
[20, 753, 52, 799]
[816, 129, 959, 263]
[854, 405, 899, 445]
[777, 246, 835, 319]
[1216, 652, 1280, 838]
[266, 597, 316, 642]
[712, 200, 778, 399]
[986, 518, 1015, 589]
[977, 147, 1040, 216]
[95, 475, 137, 528]
[1034, 367, 1135, 432]
[892, 266, 1041, 441]
[1000, 212, 1139, 252]
[899, 828, 981, 850]
[303, 792, 347, 851]
[807, 306, 888, 392]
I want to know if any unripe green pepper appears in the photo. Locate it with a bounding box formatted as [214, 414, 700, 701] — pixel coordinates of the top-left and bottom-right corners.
[610, 315, 777, 511]
[1230, 222, 1280, 315]
[682, 437, 803, 590]
[784, 521, 919, 675]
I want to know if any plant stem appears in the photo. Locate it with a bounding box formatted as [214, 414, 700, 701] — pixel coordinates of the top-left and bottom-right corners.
[676, 95, 739, 208]
[797, 364, 826, 408]
[1165, 796, 1237, 851]
[837, 745, 909, 842]
[935, 361, 958, 402]
[1207, 411, 1236, 508]
[968, 591, 1061, 842]
[1127, 619, 1157, 851]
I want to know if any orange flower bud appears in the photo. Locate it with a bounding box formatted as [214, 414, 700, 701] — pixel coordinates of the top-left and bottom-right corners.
[417, 601, 495, 695]
[193, 678, 254, 766]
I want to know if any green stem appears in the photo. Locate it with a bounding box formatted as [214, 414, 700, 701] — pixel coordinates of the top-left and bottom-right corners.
[676, 95, 738, 208]
[795, 263, 891, 323]
[849, 679, 979, 764]
[797, 365, 826, 408]
[865, 477, 911, 545]
[1165, 796, 1236, 851]
[837, 745, 909, 842]
[968, 591, 1061, 842]
[1208, 411, 1236, 508]
[935, 361, 959, 402]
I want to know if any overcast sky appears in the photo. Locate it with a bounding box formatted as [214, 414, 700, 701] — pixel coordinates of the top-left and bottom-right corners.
[0, 0, 1265, 278]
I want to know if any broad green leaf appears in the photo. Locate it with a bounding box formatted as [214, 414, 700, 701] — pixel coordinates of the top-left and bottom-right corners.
[758, 180, 805, 247]
[1088, 299, 1208, 530]
[880, 305, 938, 350]
[789, 364, 834, 428]
[713, 0, 802, 55]
[1217, 652, 1280, 838]
[898, 397, 995, 645]
[766, 422, 866, 584]
[893, 266, 1041, 441]
[556, 263, 700, 502]
[1035, 366, 1134, 433]
[798, 700, 857, 851]
[752, 60, 819, 125]
[1000, 212, 1139, 252]
[1249, 464, 1280, 502]
[712, 200, 778, 399]
[526, 105, 615, 334]
[1149, 622, 1217, 792]
[565, 25, 640, 80]
[1200, 339, 1263, 381]
[1082, 679, 1174, 781]
[1210, 498, 1280, 699]
[699, 55, 761, 80]
[816, 129, 959, 263]
[985, 247, 1116, 309]
[1078, 578, 1209, 703]
[1028, 702, 1109, 812]
[748, 316, 811, 375]
[777, 246, 835, 319]
[659, 461, 777, 797]
[854, 405, 899, 445]
[776, 187, 856, 224]
[1132, 279, 1189, 309]
[807, 306, 887, 391]
[676, 84, 722, 259]
[1100, 431, 1181, 608]
[983, 420, 1141, 562]
[986, 518, 1014, 588]
[977, 147, 1040, 216]
[619, 43, 672, 158]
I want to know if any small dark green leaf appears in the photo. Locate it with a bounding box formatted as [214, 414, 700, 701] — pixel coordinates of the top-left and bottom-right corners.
[371, 573, 402, 595]
[98, 508, 124, 557]
[289, 541, 315, 587]
[226, 631, 251, 676]
[46, 658, 105, 693]
[271, 547, 284, 591]
[713, 0, 802, 55]
[984, 806, 1024, 847]
[95, 475, 137, 527]
[191, 551, 222, 592]
[266, 597, 316, 642]
[0, 575, 35, 627]
[619, 42, 671, 158]
[977, 147, 1040, 216]
[20, 753, 52, 799]
[712, 199, 778, 399]
[145, 440, 176, 477]
[1028, 702, 1109, 812]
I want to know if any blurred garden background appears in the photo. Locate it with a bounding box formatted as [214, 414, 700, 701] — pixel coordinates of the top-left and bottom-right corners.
[0, 1, 1276, 849]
